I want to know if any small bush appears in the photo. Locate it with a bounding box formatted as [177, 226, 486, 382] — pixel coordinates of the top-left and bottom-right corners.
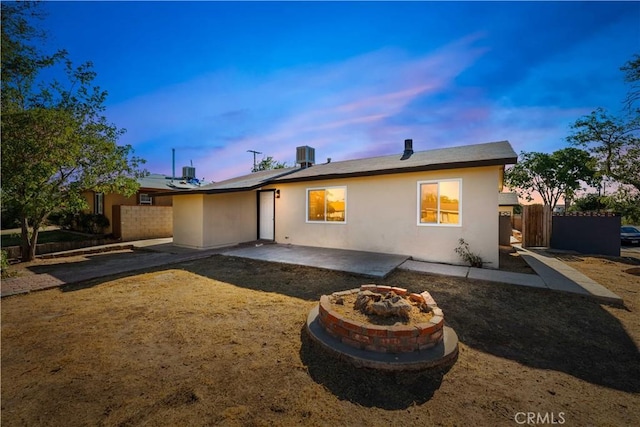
[1, 250, 15, 279]
[80, 213, 110, 234]
[58, 212, 110, 234]
[46, 211, 67, 227]
[454, 238, 483, 268]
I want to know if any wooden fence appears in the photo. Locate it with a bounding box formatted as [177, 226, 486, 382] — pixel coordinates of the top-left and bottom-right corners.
[522, 204, 551, 248]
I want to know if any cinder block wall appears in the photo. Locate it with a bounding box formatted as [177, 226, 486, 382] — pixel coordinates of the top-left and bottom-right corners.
[118, 205, 173, 241]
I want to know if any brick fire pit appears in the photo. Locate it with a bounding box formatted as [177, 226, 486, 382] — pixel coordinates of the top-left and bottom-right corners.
[306, 285, 459, 371]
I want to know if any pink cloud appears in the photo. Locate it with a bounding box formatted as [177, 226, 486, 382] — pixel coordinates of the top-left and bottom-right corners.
[107, 34, 492, 181]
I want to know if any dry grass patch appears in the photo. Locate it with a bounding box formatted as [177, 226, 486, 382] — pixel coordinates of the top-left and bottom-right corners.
[2, 254, 639, 426]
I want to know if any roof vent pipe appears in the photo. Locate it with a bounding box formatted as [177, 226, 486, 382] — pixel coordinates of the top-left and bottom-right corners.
[401, 139, 414, 160]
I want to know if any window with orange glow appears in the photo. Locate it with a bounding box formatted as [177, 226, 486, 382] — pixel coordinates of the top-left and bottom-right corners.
[418, 180, 461, 226]
[307, 187, 346, 223]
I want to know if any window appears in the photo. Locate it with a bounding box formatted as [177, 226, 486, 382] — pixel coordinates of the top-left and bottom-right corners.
[417, 179, 461, 226]
[94, 192, 104, 215]
[139, 193, 153, 205]
[307, 187, 346, 223]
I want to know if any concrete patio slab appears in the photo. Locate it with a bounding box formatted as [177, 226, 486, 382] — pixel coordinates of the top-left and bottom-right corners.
[398, 260, 469, 278]
[222, 244, 409, 278]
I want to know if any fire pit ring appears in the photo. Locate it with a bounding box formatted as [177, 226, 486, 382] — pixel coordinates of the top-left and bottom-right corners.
[306, 285, 459, 371]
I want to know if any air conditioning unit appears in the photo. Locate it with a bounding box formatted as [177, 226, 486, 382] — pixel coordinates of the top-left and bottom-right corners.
[182, 166, 196, 179]
[296, 146, 315, 168]
[139, 193, 153, 205]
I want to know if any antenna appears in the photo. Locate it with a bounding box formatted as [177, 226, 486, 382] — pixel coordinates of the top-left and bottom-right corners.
[247, 149, 262, 172]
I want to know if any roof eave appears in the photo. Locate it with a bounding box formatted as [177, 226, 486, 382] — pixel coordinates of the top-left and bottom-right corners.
[274, 157, 518, 184]
[157, 167, 300, 197]
[159, 155, 517, 196]
[154, 185, 262, 197]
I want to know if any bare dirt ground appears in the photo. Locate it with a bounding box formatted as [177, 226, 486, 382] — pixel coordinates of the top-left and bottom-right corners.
[2, 249, 639, 426]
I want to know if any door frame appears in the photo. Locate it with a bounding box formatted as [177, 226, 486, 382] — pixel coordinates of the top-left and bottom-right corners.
[257, 189, 276, 241]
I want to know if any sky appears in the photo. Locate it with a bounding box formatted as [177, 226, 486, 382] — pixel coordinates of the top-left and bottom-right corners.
[36, 1, 640, 183]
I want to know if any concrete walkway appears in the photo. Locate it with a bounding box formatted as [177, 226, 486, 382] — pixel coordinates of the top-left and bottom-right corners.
[514, 245, 622, 304]
[1, 238, 229, 298]
[0, 239, 623, 305]
[398, 246, 622, 304]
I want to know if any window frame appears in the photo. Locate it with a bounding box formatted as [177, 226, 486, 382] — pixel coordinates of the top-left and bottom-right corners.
[94, 192, 104, 215]
[305, 186, 347, 224]
[416, 179, 462, 227]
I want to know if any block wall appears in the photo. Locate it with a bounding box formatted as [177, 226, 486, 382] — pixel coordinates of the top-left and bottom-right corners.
[116, 205, 173, 241]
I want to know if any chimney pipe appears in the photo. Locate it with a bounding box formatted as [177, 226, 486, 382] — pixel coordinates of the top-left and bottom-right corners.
[401, 139, 414, 160]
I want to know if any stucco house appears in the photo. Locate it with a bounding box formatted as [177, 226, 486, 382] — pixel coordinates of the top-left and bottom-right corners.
[167, 140, 517, 268]
[83, 174, 175, 235]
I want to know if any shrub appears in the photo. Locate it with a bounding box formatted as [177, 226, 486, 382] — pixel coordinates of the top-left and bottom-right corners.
[80, 213, 110, 234]
[57, 212, 110, 234]
[454, 238, 483, 268]
[1, 250, 15, 279]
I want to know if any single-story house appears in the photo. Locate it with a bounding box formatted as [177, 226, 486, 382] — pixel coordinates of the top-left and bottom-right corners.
[83, 174, 176, 235]
[165, 140, 517, 268]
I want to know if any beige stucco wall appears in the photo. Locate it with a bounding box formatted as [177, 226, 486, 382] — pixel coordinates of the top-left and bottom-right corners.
[118, 205, 172, 241]
[173, 192, 257, 249]
[264, 166, 502, 268]
[153, 195, 173, 206]
[202, 192, 257, 248]
[172, 194, 204, 248]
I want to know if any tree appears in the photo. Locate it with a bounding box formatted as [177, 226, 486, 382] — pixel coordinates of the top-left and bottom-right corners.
[567, 107, 640, 192]
[566, 55, 640, 223]
[1, 2, 145, 261]
[621, 54, 640, 111]
[606, 187, 640, 224]
[252, 156, 288, 172]
[567, 55, 640, 193]
[570, 193, 609, 212]
[504, 148, 598, 211]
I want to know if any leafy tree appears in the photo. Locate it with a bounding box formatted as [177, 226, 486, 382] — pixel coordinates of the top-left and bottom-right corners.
[567, 107, 640, 192]
[504, 148, 598, 211]
[1, 2, 145, 261]
[606, 187, 640, 224]
[566, 55, 640, 223]
[252, 156, 288, 172]
[567, 55, 640, 192]
[621, 54, 640, 111]
[569, 193, 609, 212]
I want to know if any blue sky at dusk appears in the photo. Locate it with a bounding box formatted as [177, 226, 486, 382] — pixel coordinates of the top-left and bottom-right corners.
[38, 1, 639, 182]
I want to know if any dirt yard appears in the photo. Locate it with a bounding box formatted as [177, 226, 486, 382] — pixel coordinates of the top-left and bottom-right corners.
[2, 250, 639, 426]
